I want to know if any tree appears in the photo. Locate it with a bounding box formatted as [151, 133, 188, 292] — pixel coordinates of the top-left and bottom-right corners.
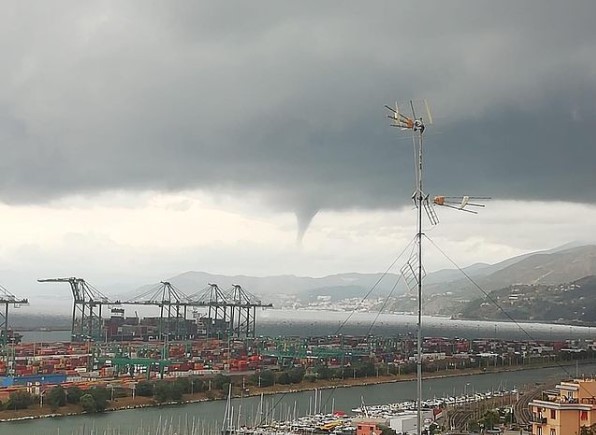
[378, 424, 396, 435]
[136, 381, 154, 397]
[314, 366, 332, 380]
[276, 372, 290, 385]
[428, 422, 440, 435]
[66, 386, 83, 404]
[88, 386, 110, 412]
[212, 374, 231, 390]
[174, 377, 190, 395]
[480, 409, 500, 430]
[154, 381, 170, 403]
[170, 381, 184, 402]
[355, 362, 376, 377]
[287, 367, 306, 384]
[80, 394, 96, 413]
[7, 391, 34, 410]
[191, 378, 205, 393]
[257, 370, 275, 387]
[46, 385, 66, 410]
[151, 380, 184, 403]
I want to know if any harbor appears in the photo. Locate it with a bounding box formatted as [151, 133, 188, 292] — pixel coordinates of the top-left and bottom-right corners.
[3, 362, 586, 434]
[0, 312, 594, 431]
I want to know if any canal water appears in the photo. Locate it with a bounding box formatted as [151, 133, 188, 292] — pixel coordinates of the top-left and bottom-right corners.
[4, 363, 596, 434]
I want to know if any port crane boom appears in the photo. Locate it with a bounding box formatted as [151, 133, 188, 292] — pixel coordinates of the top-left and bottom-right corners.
[0, 285, 29, 375]
[38, 277, 109, 342]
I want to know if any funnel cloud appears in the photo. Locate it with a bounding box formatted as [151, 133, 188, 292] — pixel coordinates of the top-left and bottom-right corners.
[295, 206, 320, 245]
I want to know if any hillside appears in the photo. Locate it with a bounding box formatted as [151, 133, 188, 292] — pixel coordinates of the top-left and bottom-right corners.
[428, 245, 596, 298]
[139, 270, 405, 307]
[459, 275, 596, 324]
[140, 244, 596, 311]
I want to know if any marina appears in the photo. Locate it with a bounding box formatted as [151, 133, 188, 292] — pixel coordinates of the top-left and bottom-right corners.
[3, 362, 595, 434]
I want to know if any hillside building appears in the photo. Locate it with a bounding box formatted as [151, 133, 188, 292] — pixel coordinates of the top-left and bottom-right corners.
[529, 378, 596, 434]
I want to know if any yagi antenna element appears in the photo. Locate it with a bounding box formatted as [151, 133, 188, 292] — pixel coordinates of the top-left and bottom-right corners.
[385, 99, 432, 133]
[433, 196, 491, 214]
[386, 99, 437, 225]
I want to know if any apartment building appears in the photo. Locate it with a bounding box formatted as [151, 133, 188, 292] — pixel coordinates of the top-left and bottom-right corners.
[529, 378, 596, 435]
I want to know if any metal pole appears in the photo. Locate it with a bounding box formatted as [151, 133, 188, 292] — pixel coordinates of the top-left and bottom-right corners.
[416, 129, 423, 435]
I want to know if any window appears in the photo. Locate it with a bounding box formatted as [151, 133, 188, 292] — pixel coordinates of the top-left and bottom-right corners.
[581, 410, 589, 420]
[550, 429, 556, 435]
[550, 409, 556, 419]
[537, 426, 542, 435]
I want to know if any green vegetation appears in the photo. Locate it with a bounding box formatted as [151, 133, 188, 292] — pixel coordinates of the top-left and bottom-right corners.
[79, 386, 110, 413]
[79, 394, 96, 413]
[136, 380, 154, 397]
[581, 424, 596, 435]
[46, 385, 66, 410]
[6, 391, 34, 410]
[378, 424, 396, 435]
[249, 370, 274, 387]
[66, 386, 83, 404]
[153, 380, 184, 403]
[212, 373, 231, 390]
[460, 276, 596, 324]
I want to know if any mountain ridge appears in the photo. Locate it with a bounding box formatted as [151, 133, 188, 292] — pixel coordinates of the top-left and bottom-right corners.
[140, 244, 596, 310]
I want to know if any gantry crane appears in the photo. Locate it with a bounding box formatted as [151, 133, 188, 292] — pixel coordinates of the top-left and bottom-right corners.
[38, 277, 110, 342]
[0, 285, 28, 375]
[187, 283, 272, 339]
[38, 276, 273, 342]
[118, 281, 190, 340]
[226, 284, 272, 338]
[0, 285, 28, 348]
[120, 282, 272, 340]
[187, 283, 229, 338]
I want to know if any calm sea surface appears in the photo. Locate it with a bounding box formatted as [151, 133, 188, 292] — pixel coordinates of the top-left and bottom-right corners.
[19, 309, 596, 342]
[255, 309, 594, 340]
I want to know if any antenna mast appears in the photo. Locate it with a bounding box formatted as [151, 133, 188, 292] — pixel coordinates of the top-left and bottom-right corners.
[386, 100, 488, 434]
[386, 100, 432, 434]
[413, 105, 426, 435]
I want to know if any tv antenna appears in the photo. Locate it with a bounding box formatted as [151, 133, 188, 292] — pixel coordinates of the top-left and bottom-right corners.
[385, 99, 488, 435]
[433, 195, 491, 214]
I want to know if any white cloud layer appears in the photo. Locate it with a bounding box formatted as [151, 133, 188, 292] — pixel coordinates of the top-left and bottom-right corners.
[1, 192, 595, 314]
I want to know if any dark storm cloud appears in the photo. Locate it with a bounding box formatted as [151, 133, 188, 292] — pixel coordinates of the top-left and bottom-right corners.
[1, 1, 595, 220]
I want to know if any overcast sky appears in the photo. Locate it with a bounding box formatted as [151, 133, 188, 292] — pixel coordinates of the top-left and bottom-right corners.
[1, 1, 596, 308]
